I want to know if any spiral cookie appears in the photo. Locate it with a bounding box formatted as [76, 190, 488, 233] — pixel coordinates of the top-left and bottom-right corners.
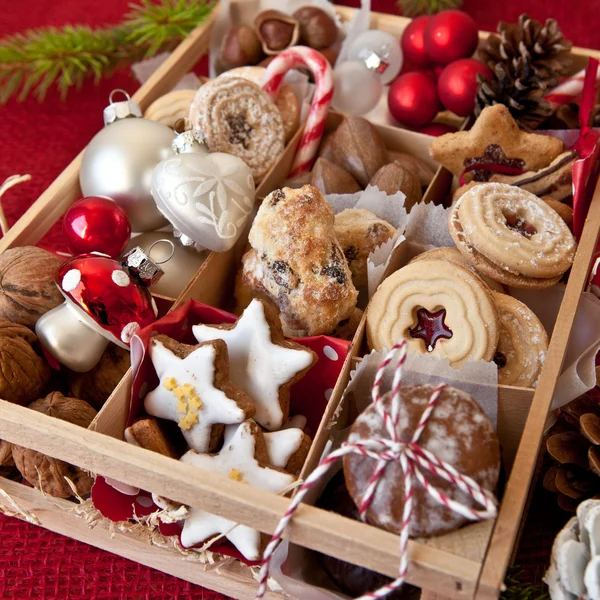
[144, 89, 197, 128]
[343, 384, 500, 537]
[366, 259, 499, 367]
[220, 67, 300, 143]
[410, 246, 504, 293]
[449, 183, 576, 289]
[492, 292, 548, 388]
[189, 77, 285, 182]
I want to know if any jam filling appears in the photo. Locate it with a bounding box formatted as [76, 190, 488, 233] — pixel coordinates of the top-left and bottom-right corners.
[409, 307, 453, 352]
[504, 214, 537, 239]
[226, 114, 253, 149]
[493, 351, 507, 369]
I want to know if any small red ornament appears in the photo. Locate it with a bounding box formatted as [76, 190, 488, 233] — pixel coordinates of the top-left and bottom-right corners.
[416, 123, 458, 136]
[437, 58, 492, 116]
[401, 16, 432, 69]
[64, 196, 131, 258]
[424, 10, 479, 65]
[388, 72, 442, 128]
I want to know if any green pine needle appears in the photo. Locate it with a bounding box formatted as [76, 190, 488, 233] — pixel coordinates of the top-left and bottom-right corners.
[501, 567, 551, 600]
[397, 0, 463, 17]
[0, 0, 215, 104]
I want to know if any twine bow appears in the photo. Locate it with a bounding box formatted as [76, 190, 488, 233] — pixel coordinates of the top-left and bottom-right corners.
[256, 341, 498, 600]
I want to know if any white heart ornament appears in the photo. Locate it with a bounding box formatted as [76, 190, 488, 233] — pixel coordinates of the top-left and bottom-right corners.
[151, 132, 255, 252]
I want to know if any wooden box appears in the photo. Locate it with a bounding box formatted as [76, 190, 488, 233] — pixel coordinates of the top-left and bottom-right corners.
[1, 5, 600, 600]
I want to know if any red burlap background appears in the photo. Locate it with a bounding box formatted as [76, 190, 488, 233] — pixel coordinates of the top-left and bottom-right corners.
[1, 1, 599, 598]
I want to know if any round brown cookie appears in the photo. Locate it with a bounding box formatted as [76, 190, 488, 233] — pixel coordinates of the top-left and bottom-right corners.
[334, 208, 396, 289]
[449, 183, 576, 288]
[343, 384, 500, 537]
[189, 77, 285, 182]
[492, 293, 548, 388]
[410, 246, 504, 293]
[366, 259, 499, 368]
[220, 66, 300, 143]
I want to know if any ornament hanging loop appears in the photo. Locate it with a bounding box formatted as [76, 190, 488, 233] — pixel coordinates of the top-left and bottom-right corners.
[104, 89, 142, 125]
[148, 239, 176, 265]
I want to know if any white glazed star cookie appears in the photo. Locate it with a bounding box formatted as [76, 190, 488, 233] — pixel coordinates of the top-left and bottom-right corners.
[192, 299, 316, 431]
[144, 335, 255, 453]
[180, 421, 296, 560]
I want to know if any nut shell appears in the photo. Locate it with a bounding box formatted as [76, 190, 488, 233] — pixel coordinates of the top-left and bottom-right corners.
[293, 6, 338, 49]
[310, 158, 361, 195]
[370, 163, 423, 211]
[0, 246, 63, 328]
[0, 320, 51, 405]
[255, 10, 299, 55]
[12, 392, 97, 498]
[220, 25, 263, 70]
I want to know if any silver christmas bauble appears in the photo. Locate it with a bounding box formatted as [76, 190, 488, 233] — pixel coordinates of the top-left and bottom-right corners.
[80, 118, 175, 232]
[124, 231, 208, 299]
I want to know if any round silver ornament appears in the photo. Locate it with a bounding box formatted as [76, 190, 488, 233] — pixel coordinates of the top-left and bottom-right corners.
[124, 231, 208, 298]
[79, 90, 176, 233]
[151, 130, 255, 253]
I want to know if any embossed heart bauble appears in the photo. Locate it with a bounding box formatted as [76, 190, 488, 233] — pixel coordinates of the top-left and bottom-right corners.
[151, 130, 256, 253]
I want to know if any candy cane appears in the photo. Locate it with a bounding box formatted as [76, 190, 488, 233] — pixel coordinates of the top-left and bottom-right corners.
[262, 47, 333, 178]
[545, 68, 600, 111]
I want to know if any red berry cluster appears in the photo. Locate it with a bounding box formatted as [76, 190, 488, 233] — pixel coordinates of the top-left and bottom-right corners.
[388, 10, 491, 131]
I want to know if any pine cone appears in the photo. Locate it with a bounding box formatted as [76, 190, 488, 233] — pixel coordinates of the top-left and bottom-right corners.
[475, 61, 552, 129]
[544, 394, 600, 512]
[479, 14, 572, 90]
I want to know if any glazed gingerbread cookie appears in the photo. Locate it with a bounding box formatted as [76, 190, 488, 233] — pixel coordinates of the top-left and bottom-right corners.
[143, 335, 255, 453]
[220, 66, 300, 143]
[241, 185, 358, 337]
[430, 104, 564, 180]
[449, 183, 576, 288]
[367, 259, 499, 367]
[189, 77, 285, 182]
[410, 246, 504, 293]
[334, 208, 396, 289]
[124, 417, 179, 458]
[492, 292, 548, 388]
[343, 384, 500, 537]
[179, 420, 296, 560]
[193, 299, 316, 431]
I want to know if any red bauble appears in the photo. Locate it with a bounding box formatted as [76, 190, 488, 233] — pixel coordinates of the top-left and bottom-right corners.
[388, 72, 441, 128]
[64, 196, 132, 258]
[424, 10, 479, 65]
[416, 123, 458, 136]
[437, 58, 492, 116]
[401, 16, 432, 68]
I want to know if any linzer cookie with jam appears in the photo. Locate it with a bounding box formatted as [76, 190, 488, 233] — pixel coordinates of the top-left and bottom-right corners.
[449, 182, 577, 289]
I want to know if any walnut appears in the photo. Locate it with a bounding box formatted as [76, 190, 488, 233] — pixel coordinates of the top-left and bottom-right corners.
[0, 320, 51, 405]
[12, 392, 97, 498]
[0, 246, 63, 328]
[66, 344, 130, 410]
[0, 440, 13, 468]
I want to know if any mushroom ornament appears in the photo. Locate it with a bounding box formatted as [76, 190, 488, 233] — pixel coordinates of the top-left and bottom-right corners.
[35, 250, 160, 373]
[151, 129, 255, 252]
[545, 499, 600, 600]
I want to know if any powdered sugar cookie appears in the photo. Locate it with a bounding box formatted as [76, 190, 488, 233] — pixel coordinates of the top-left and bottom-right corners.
[366, 259, 499, 367]
[492, 292, 548, 388]
[343, 384, 500, 537]
[180, 420, 296, 560]
[192, 299, 316, 431]
[143, 335, 255, 453]
[220, 66, 300, 142]
[189, 77, 285, 182]
[449, 183, 576, 288]
[144, 89, 197, 128]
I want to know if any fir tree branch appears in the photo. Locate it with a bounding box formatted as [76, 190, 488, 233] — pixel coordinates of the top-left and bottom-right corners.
[0, 0, 215, 104]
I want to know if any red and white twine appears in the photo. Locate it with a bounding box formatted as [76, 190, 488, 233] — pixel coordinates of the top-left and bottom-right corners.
[262, 46, 333, 178]
[256, 341, 498, 600]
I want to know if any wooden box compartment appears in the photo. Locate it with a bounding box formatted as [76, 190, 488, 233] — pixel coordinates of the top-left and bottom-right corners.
[0, 5, 599, 600]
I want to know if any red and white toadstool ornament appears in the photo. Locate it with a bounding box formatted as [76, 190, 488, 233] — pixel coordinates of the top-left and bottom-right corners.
[35, 249, 161, 372]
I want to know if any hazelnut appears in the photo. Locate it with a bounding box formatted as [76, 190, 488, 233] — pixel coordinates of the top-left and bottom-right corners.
[0, 246, 63, 328]
[293, 6, 338, 50]
[219, 25, 263, 70]
[320, 39, 342, 66]
[0, 320, 51, 406]
[12, 392, 97, 498]
[255, 10, 299, 55]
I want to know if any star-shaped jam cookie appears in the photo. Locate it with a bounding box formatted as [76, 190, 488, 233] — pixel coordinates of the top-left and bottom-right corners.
[143, 335, 255, 453]
[192, 299, 316, 431]
[463, 144, 526, 182]
[179, 420, 296, 560]
[409, 307, 453, 352]
[430, 104, 564, 178]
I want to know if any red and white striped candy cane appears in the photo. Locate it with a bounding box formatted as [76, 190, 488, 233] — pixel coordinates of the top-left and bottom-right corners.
[262, 46, 333, 179]
[545, 67, 600, 111]
[256, 341, 498, 600]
